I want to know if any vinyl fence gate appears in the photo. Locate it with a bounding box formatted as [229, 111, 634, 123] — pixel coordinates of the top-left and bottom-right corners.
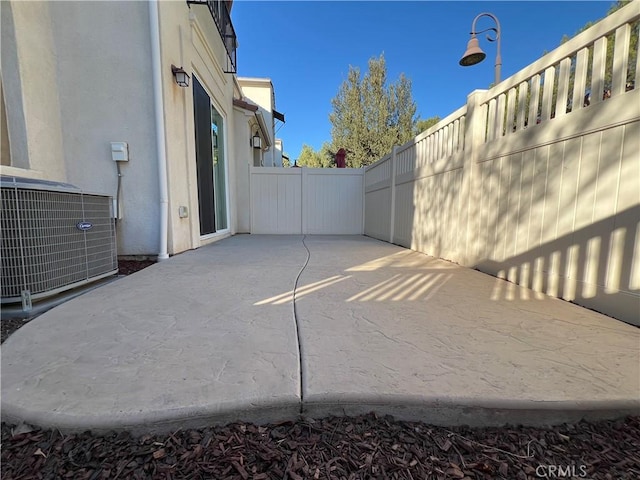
[250, 167, 364, 235]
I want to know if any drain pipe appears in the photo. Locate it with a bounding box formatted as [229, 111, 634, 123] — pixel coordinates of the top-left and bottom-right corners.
[149, 0, 169, 261]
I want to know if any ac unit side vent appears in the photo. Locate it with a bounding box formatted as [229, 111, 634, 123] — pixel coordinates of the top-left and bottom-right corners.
[1, 177, 117, 304]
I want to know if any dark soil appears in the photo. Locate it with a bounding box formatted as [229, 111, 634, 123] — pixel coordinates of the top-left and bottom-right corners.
[0, 260, 155, 344]
[2, 415, 638, 479]
[0, 317, 32, 345]
[117, 259, 156, 276]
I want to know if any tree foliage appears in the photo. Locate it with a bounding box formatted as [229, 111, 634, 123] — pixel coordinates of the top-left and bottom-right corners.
[554, 0, 638, 113]
[508, 0, 637, 130]
[295, 143, 334, 168]
[329, 54, 417, 168]
[415, 116, 441, 135]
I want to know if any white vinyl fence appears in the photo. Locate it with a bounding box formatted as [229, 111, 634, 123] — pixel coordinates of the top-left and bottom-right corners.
[250, 167, 364, 235]
[364, 2, 640, 325]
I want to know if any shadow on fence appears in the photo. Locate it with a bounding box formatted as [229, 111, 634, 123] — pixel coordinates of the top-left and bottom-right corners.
[476, 204, 639, 324]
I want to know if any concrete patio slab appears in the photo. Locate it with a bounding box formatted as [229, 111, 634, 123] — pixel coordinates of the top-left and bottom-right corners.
[294, 236, 640, 425]
[2, 235, 638, 433]
[1, 235, 305, 433]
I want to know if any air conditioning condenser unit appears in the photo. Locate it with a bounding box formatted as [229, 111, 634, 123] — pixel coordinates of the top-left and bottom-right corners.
[1, 175, 118, 312]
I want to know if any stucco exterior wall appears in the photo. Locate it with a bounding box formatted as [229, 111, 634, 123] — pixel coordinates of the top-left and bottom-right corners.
[48, 1, 159, 256]
[237, 78, 280, 167]
[159, 0, 238, 253]
[1, 80, 11, 166]
[2, 0, 242, 257]
[233, 107, 253, 233]
[1, 1, 65, 179]
[274, 139, 283, 167]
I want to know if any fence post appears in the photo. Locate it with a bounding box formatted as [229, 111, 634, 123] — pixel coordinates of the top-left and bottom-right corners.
[361, 167, 366, 235]
[389, 145, 398, 244]
[461, 89, 487, 265]
[249, 166, 254, 234]
[301, 167, 307, 234]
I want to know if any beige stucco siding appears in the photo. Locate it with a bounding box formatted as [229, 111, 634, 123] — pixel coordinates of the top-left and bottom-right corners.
[2, 0, 245, 257]
[158, 0, 239, 254]
[233, 106, 253, 233]
[49, 1, 159, 256]
[1, 1, 65, 179]
[237, 78, 280, 167]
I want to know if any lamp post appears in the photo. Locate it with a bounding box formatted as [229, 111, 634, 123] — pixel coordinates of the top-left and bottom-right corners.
[459, 12, 502, 85]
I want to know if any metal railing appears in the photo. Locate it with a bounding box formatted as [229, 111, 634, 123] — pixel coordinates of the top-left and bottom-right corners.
[187, 0, 237, 73]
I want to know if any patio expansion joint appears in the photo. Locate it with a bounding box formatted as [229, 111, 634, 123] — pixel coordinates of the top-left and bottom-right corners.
[292, 234, 311, 413]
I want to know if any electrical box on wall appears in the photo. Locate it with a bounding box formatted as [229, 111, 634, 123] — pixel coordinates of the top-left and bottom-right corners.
[111, 142, 129, 162]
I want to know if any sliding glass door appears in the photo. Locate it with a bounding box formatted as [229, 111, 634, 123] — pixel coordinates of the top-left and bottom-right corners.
[193, 76, 227, 235]
[211, 107, 227, 231]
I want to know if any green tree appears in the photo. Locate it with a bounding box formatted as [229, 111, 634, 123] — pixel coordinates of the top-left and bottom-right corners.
[516, 0, 637, 126]
[329, 54, 417, 168]
[317, 142, 336, 167]
[295, 143, 334, 168]
[415, 116, 441, 135]
[553, 0, 637, 114]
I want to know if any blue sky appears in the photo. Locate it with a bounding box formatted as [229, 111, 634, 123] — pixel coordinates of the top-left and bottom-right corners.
[232, 1, 615, 161]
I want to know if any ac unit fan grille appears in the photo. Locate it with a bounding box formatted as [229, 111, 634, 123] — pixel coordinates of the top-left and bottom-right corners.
[1, 186, 117, 302]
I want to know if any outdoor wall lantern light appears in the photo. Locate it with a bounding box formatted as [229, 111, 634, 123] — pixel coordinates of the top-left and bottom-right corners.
[171, 65, 190, 87]
[459, 12, 502, 85]
[252, 135, 262, 149]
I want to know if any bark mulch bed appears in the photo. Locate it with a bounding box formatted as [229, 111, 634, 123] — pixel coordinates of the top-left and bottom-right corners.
[2, 414, 638, 480]
[0, 317, 32, 345]
[117, 259, 157, 276]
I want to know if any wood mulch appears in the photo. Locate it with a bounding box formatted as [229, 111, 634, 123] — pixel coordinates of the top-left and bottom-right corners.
[0, 317, 32, 345]
[117, 259, 157, 276]
[2, 414, 638, 479]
